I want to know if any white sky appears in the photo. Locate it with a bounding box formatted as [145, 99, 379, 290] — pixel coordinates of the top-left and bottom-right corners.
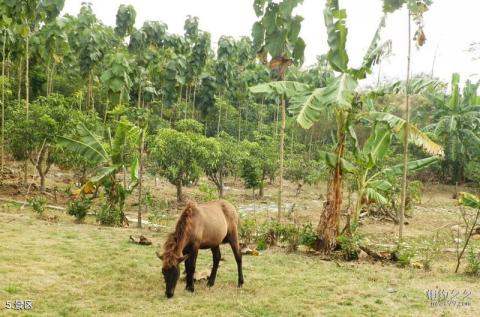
[62, 0, 480, 85]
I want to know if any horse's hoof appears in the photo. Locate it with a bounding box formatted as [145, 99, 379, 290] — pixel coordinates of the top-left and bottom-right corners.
[237, 283, 244, 288]
[186, 286, 194, 293]
[207, 281, 215, 287]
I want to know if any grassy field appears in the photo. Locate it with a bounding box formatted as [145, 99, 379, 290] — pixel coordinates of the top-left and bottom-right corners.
[1, 197, 480, 317]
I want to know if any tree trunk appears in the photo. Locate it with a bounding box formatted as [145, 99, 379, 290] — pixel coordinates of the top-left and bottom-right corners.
[259, 182, 264, 198]
[278, 94, 286, 222]
[237, 104, 241, 141]
[17, 59, 22, 102]
[1, 29, 6, 171]
[192, 83, 197, 119]
[137, 129, 144, 228]
[39, 169, 46, 192]
[219, 170, 224, 198]
[176, 180, 183, 202]
[316, 129, 346, 252]
[399, 11, 412, 243]
[24, 27, 30, 187]
[274, 102, 279, 138]
[217, 99, 222, 135]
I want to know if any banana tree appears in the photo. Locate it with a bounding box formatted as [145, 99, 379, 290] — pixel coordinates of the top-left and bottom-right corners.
[250, 0, 444, 251]
[321, 125, 440, 223]
[59, 117, 141, 225]
[425, 74, 480, 183]
[251, 0, 306, 220]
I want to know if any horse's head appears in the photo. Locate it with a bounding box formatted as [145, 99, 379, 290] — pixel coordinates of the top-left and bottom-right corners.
[157, 251, 189, 298]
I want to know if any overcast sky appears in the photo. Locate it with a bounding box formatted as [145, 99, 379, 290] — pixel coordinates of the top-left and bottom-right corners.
[62, 0, 479, 85]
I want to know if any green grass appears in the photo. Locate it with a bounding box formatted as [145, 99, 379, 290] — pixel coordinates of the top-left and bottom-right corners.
[1, 210, 480, 316]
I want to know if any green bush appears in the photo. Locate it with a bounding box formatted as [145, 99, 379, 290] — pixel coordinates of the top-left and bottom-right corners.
[198, 181, 217, 202]
[96, 206, 122, 226]
[466, 247, 480, 275]
[29, 196, 47, 215]
[393, 245, 416, 267]
[256, 238, 267, 251]
[300, 223, 317, 249]
[337, 228, 363, 261]
[465, 161, 480, 183]
[239, 218, 256, 244]
[418, 233, 441, 271]
[66, 197, 91, 222]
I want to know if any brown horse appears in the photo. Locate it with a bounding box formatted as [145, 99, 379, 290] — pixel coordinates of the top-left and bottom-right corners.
[157, 200, 244, 298]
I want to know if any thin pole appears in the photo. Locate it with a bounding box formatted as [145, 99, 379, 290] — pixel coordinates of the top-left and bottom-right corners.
[399, 11, 412, 242]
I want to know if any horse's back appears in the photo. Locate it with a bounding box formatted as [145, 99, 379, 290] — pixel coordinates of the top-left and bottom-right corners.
[194, 200, 238, 248]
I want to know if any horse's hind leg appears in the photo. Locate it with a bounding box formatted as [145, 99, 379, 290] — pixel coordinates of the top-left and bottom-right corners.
[185, 247, 198, 292]
[207, 246, 221, 287]
[228, 232, 244, 287]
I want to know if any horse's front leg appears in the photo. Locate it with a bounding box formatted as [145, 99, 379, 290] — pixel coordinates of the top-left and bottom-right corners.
[185, 247, 198, 292]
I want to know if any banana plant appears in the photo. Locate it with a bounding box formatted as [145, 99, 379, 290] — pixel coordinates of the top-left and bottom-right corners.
[250, 0, 444, 251]
[459, 192, 480, 209]
[252, 0, 306, 220]
[425, 74, 480, 183]
[59, 117, 141, 224]
[320, 125, 440, 223]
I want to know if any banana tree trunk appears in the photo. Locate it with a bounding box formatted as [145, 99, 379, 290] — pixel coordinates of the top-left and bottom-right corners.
[278, 94, 286, 222]
[353, 182, 365, 224]
[316, 129, 346, 252]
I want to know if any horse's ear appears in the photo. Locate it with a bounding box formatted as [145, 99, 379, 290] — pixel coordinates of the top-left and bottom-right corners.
[156, 251, 164, 260]
[178, 254, 190, 263]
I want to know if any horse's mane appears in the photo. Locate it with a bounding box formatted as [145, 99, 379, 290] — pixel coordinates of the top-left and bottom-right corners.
[162, 201, 195, 267]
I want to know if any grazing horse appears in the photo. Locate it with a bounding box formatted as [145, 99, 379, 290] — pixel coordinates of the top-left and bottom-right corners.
[157, 200, 244, 298]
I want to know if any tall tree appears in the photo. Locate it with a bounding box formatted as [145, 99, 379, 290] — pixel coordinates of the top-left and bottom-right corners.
[383, 0, 433, 241]
[251, 0, 432, 252]
[0, 0, 65, 184]
[114, 4, 136, 40]
[252, 0, 305, 221]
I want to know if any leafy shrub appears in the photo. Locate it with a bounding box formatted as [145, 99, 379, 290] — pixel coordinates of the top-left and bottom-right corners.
[239, 218, 256, 244]
[300, 223, 317, 249]
[466, 247, 480, 275]
[29, 196, 47, 215]
[408, 180, 423, 205]
[337, 230, 363, 261]
[175, 119, 204, 134]
[256, 238, 267, 251]
[198, 181, 217, 202]
[66, 196, 91, 222]
[393, 245, 416, 267]
[277, 223, 301, 251]
[418, 233, 441, 271]
[96, 206, 122, 226]
[148, 208, 171, 225]
[465, 161, 480, 183]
